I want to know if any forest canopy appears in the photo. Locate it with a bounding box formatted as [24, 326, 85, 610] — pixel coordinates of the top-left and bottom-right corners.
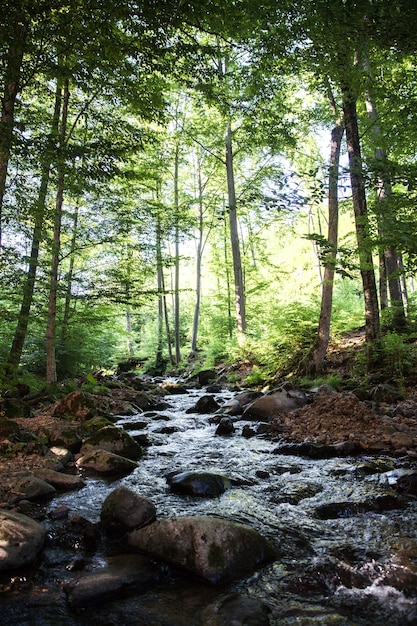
[1, 0, 417, 388]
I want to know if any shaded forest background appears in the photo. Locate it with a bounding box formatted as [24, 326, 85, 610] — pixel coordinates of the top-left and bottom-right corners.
[1, 0, 417, 393]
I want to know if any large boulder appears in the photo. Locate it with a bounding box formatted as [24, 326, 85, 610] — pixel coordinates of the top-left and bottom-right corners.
[76, 449, 138, 476]
[128, 515, 276, 584]
[100, 486, 156, 533]
[242, 389, 307, 421]
[80, 425, 143, 460]
[0, 510, 46, 571]
[167, 471, 231, 497]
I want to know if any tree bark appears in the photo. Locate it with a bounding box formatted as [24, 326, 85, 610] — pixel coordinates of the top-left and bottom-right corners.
[46, 76, 70, 384]
[0, 14, 28, 248]
[7, 80, 62, 371]
[364, 80, 406, 328]
[173, 141, 181, 365]
[225, 122, 246, 336]
[342, 87, 380, 346]
[311, 121, 345, 373]
[190, 159, 204, 356]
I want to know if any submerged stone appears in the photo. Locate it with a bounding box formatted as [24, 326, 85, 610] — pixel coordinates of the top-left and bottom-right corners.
[167, 471, 231, 497]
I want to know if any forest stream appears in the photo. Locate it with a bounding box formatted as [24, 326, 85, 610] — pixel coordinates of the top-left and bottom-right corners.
[1, 384, 417, 625]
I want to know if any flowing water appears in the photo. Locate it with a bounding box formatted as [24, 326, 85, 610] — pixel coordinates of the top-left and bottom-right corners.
[2, 386, 417, 625]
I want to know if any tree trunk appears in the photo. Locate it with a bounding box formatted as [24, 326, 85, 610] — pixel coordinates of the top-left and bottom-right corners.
[6, 80, 62, 371]
[225, 122, 246, 336]
[311, 121, 345, 373]
[46, 76, 70, 384]
[173, 141, 181, 365]
[342, 87, 380, 346]
[190, 160, 204, 357]
[364, 76, 406, 328]
[0, 14, 28, 248]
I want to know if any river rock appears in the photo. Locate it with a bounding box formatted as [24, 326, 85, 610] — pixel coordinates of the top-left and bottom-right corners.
[314, 493, 406, 519]
[186, 395, 221, 414]
[76, 449, 138, 476]
[0, 510, 46, 571]
[215, 416, 235, 436]
[127, 515, 276, 584]
[36, 421, 85, 452]
[14, 475, 56, 500]
[201, 593, 271, 626]
[100, 486, 156, 533]
[395, 472, 417, 496]
[167, 471, 231, 497]
[62, 554, 160, 608]
[34, 468, 85, 491]
[161, 382, 189, 394]
[243, 389, 307, 421]
[80, 424, 143, 460]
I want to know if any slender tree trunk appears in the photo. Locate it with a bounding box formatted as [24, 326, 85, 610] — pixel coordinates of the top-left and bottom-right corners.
[0, 15, 28, 248]
[223, 212, 233, 339]
[46, 76, 70, 384]
[61, 202, 79, 343]
[311, 121, 345, 373]
[342, 86, 380, 346]
[173, 141, 181, 365]
[190, 162, 204, 356]
[225, 122, 246, 336]
[7, 81, 62, 371]
[364, 81, 406, 328]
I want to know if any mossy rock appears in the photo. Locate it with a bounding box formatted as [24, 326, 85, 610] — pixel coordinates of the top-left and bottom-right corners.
[0, 416, 21, 441]
[80, 425, 143, 461]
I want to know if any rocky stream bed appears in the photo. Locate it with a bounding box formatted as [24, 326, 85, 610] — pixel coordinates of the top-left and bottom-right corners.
[1, 374, 417, 625]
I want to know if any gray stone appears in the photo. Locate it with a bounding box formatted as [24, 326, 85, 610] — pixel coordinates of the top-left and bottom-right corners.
[167, 471, 231, 497]
[76, 449, 138, 476]
[62, 554, 160, 608]
[0, 510, 46, 571]
[80, 424, 143, 460]
[101, 486, 156, 533]
[34, 468, 85, 491]
[14, 475, 56, 500]
[128, 515, 276, 584]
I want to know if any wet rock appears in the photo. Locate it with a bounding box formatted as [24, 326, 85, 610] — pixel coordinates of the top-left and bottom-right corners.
[186, 395, 221, 414]
[34, 468, 85, 491]
[167, 471, 231, 497]
[242, 424, 256, 438]
[101, 486, 156, 533]
[62, 554, 160, 608]
[243, 389, 307, 421]
[201, 593, 271, 626]
[274, 442, 356, 459]
[127, 515, 276, 585]
[76, 449, 138, 476]
[314, 493, 406, 519]
[48, 504, 70, 520]
[206, 383, 223, 393]
[0, 510, 46, 571]
[80, 424, 143, 460]
[14, 475, 56, 500]
[268, 481, 323, 505]
[215, 416, 235, 436]
[220, 399, 242, 416]
[395, 472, 417, 496]
[195, 369, 217, 385]
[161, 382, 189, 394]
